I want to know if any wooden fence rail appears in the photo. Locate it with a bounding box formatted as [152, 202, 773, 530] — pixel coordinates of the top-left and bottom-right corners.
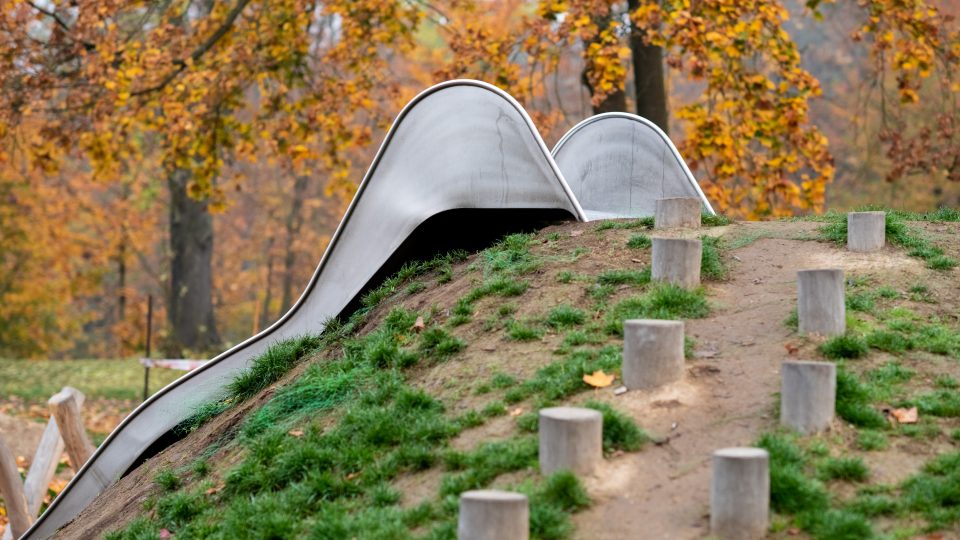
[1, 387, 91, 540]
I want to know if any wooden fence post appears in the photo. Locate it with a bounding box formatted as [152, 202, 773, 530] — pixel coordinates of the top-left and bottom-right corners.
[0, 436, 32, 538]
[48, 387, 94, 474]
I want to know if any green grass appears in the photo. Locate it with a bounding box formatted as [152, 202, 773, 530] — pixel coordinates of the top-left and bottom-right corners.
[521, 346, 621, 402]
[0, 358, 183, 402]
[819, 211, 958, 270]
[846, 290, 876, 313]
[701, 213, 733, 227]
[595, 217, 654, 231]
[545, 305, 587, 329]
[856, 430, 888, 451]
[419, 327, 466, 360]
[910, 390, 960, 417]
[900, 451, 960, 529]
[819, 334, 869, 360]
[596, 268, 651, 287]
[229, 335, 323, 401]
[506, 319, 544, 341]
[818, 456, 869, 482]
[700, 235, 727, 280]
[835, 368, 888, 429]
[583, 400, 650, 453]
[757, 432, 830, 515]
[626, 234, 652, 249]
[604, 285, 710, 335]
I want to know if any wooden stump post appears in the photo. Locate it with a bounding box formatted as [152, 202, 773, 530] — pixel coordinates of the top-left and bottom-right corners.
[797, 268, 846, 336]
[457, 490, 529, 540]
[780, 361, 836, 434]
[23, 387, 81, 518]
[48, 386, 94, 473]
[655, 197, 702, 229]
[622, 319, 685, 389]
[0, 436, 32, 538]
[847, 211, 886, 252]
[652, 238, 702, 289]
[538, 407, 603, 476]
[711, 447, 770, 540]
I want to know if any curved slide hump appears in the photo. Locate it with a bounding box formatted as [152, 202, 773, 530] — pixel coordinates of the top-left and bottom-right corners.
[552, 112, 715, 220]
[22, 80, 585, 539]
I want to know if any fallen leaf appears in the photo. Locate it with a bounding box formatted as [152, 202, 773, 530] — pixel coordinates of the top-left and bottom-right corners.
[509, 407, 524, 417]
[205, 485, 222, 495]
[288, 429, 304, 437]
[583, 370, 615, 388]
[784, 342, 800, 355]
[345, 471, 360, 481]
[891, 407, 918, 424]
[413, 316, 425, 333]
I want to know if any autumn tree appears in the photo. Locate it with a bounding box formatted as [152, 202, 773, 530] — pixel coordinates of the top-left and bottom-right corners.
[0, 0, 421, 354]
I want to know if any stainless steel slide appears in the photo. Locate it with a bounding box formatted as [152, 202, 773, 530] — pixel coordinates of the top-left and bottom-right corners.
[23, 84, 714, 539]
[22, 80, 586, 539]
[551, 112, 715, 219]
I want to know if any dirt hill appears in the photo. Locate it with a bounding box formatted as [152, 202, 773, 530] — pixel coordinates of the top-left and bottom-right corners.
[55, 213, 960, 539]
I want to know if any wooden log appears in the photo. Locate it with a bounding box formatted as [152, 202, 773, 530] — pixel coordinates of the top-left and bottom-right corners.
[780, 361, 836, 434]
[711, 447, 770, 540]
[24, 388, 81, 517]
[458, 490, 529, 540]
[797, 268, 845, 336]
[0, 436, 32, 538]
[655, 197, 702, 229]
[847, 211, 885, 252]
[622, 319, 685, 389]
[652, 237, 702, 289]
[538, 407, 603, 476]
[48, 387, 94, 473]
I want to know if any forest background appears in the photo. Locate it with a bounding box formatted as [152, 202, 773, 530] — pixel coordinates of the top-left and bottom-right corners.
[1, 0, 959, 360]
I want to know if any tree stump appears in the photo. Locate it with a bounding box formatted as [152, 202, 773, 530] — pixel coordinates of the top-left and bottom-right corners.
[458, 490, 528, 540]
[655, 197, 702, 229]
[847, 211, 885, 252]
[622, 319, 685, 389]
[711, 447, 770, 540]
[652, 237, 702, 288]
[538, 407, 602, 476]
[797, 268, 845, 336]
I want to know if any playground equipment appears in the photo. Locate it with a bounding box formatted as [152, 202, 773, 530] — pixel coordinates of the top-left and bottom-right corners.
[22, 81, 712, 539]
[551, 112, 715, 219]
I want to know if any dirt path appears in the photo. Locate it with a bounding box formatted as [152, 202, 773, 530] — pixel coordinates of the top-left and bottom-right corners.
[571, 222, 925, 539]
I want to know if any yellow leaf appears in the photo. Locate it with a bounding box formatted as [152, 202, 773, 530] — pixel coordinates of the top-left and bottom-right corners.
[583, 370, 614, 388]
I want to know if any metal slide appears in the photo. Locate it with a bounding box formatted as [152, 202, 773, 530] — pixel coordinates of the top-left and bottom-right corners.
[552, 112, 715, 220]
[22, 84, 713, 539]
[22, 80, 586, 539]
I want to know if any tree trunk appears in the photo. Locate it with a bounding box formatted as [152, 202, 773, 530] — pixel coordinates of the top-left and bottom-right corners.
[582, 58, 628, 114]
[280, 174, 309, 313]
[628, 0, 669, 133]
[166, 168, 220, 354]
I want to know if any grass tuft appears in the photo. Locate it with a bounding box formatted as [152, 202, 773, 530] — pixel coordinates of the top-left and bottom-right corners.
[626, 234, 652, 249]
[818, 456, 869, 482]
[819, 334, 869, 359]
[605, 285, 710, 335]
[545, 305, 587, 329]
[700, 236, 727, 280]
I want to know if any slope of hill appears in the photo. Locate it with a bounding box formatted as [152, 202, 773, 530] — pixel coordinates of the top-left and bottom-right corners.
[56, 212, 960, 540]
